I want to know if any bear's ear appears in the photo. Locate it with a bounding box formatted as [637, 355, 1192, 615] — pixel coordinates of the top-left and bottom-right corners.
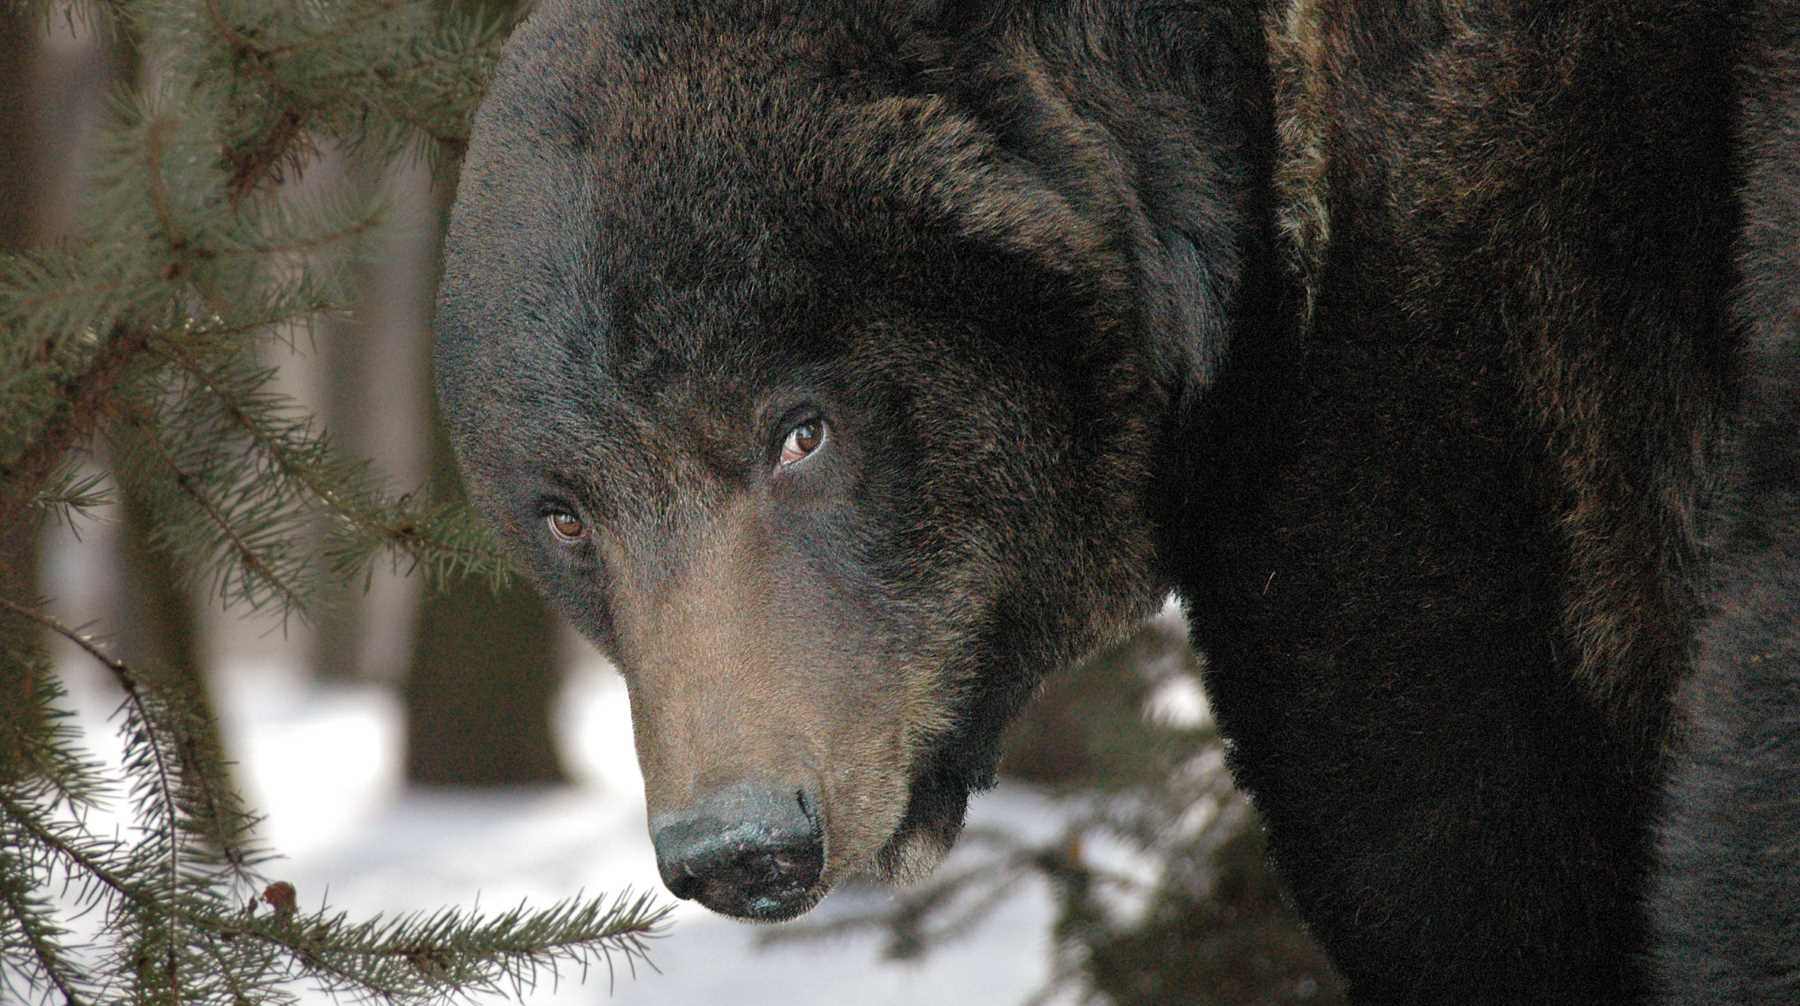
[914, 59, 1253, 395]
[967, 6, 1269, 394]
[834, 95, 1125, 287]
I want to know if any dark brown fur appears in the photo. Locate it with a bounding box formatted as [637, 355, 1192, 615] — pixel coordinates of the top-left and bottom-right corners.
[436, 1, 1797, 1001]
[1652, 3, 1800, 1000]
[1187, 3, 1748, 1000]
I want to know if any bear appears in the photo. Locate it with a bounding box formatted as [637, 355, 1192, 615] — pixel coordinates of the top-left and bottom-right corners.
[432, 1, 1798, 1002]
[1651, 4, 1800, 1002]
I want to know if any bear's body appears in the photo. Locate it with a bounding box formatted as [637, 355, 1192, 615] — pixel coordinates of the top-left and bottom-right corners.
[1653, 5, 1800, 1001]
[1186, 5, 1757, 1000]
[434, 2, 1798, 1002]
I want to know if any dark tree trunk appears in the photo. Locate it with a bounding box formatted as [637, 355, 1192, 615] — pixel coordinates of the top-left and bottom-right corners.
[309, 152, 410, 684]
[113, 483, 206, 679]
[0, 10, 36, 248]
[403, 419, 567, 786]
[400, 154, 566, 787]
[1, 9, 44, 722]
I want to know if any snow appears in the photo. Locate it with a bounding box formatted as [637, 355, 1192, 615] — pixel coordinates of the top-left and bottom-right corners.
[192, 657, 1070, 1005]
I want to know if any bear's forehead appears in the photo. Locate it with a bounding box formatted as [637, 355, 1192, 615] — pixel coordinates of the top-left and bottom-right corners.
[439, 0, 1099, 478]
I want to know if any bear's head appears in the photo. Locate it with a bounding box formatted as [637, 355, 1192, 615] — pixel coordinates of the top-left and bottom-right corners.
[435, 0, 1268, 921]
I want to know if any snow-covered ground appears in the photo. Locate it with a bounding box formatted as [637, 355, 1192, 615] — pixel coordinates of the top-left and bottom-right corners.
[55, 651, 1073, 1005]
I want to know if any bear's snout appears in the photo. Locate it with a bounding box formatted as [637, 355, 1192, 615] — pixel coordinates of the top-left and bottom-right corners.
[649, 780, 825, 921]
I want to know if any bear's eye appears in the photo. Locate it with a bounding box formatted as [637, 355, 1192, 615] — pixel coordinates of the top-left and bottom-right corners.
[546, 510, 587, 544]
[779, 418, 826, 468]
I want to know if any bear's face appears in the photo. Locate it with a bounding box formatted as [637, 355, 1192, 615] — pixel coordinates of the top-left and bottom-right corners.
[436, 0, 1249, 921]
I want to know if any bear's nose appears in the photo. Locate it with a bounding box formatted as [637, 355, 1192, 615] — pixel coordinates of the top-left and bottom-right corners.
[650, 781, 823, 921]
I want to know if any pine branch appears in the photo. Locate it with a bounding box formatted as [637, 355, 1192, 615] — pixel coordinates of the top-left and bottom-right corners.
[27, 466, 113, 540]
[217, 890, 673, 1004]
[191, 929, 286, 1006]
[0, 598, 263, 882]
[1, 4, 681, 1002]
[123, 409, 313, 618]
[0, 634, 109, 813]
[196, 0, 319, 205]
[0, 715, 107, 822]
[0, 790, 141, 907]
[0, 856, 92, 1006]
[0, 324, 151, 537]
[0, 600, 187, 994]
[152, 342, 514, 594]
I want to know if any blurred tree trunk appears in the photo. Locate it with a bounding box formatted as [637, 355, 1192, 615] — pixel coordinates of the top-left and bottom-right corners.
[0, 11, 35, 249]
[308, 152, 417, 684]
[403, 421, 567, 785]
[95, 36, 213, 697]
[1, 9, 44, 722]
[306, 163, 375, 683]
[400, 172, 566, 786]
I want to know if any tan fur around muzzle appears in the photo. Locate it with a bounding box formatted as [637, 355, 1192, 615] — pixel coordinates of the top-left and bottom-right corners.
[606, 497, 922, 886]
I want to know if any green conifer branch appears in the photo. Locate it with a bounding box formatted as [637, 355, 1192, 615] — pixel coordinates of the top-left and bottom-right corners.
[216, 890, 673, 1004]
[153, 341, 514, 596]
[2, 591, 671, 1004]
[190, 930, 282, 1006]
[0, 324, 152, 534]
[0, 600, 263, 883]
[121, 413, 313, 617]
[0, 598, 194, 996]
[0, 789, 143, 909]
[0, 648, 111, 813]
[0, 856, 93, 1006]
[27, 466, 114, 537]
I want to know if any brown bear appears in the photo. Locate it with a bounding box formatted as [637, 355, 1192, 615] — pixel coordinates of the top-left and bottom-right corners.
[1652, 2, 1800, 1002]
[433, 1, 1799, 1002]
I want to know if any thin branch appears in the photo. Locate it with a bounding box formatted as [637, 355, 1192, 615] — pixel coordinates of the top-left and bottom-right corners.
[0, 598, 132, 686]
[0, 869, 89, 1006]
[151, 341, 511, 586]
[217, 918, 432, 1001]
[0, 324, 152, 536]
[0, 598, 184, 996]
[0, 791, 138, 903]
[153, 342, 357, 511]
[201, 0, 317, 205]
[5, 274, 136, 319]
[227, 210, 382, 259]
[141, 112, 186, 263]
[204, 896, 669, 1002]
[142, 110, 228, 331]
[191, 933, 264, 1006]
[125, 414, 308, 616]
